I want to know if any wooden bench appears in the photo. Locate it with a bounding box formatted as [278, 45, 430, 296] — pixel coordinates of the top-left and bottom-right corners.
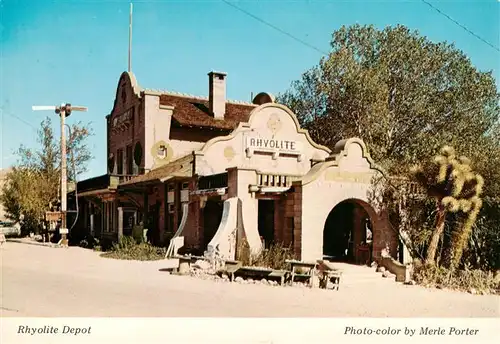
[234, 266, 273, 280]
[320, 270, 342, 290]
[316, 260, 342, 290]
[224, 259, 241, 268]
[172, 255, 208, 273]
[174, 255, 193, 275]
[224, 260, 242, 282]
[267, 270, 287, 286]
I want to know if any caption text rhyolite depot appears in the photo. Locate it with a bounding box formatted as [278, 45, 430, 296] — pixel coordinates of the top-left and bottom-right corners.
[17, 325, 91, 336]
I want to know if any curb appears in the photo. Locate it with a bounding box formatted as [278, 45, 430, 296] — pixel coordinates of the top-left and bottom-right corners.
[6, 238, 64, 248]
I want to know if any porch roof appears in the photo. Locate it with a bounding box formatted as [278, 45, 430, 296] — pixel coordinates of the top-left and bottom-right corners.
[67, 174, 120, 197]
[119, 154, 194, 187]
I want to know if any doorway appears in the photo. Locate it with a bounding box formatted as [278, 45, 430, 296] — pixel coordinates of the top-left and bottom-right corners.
[147, 202, 161, 245]
[258, 200, 275, 249]
[203, 199, 224, 247]
[323, 199, 372, 264]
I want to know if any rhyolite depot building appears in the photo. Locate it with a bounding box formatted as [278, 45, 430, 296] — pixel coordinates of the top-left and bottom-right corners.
[72, 70, 409, 264]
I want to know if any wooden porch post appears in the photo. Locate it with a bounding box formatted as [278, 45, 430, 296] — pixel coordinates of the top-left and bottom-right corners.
[117, 207, 124, 240]
[143, 191, 149, 231]
[164, 183, 169, 236]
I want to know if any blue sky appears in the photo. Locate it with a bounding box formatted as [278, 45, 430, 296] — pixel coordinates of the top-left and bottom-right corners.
[1, 0, 498, 180]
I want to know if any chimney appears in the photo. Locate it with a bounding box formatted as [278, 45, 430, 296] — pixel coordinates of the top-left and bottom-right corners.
[208, 71, 226, 119]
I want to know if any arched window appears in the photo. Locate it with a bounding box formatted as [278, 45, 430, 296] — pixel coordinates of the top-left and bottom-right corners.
[108, 154, 115, 174]
[134, 142, 142, 166]
[121, 89, 127, 104]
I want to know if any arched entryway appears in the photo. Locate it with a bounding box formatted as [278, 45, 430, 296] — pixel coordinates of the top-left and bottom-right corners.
[322, 199, 375, 265]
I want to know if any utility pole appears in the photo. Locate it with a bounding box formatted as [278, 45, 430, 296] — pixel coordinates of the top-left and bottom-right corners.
[32, 103, 88, 246]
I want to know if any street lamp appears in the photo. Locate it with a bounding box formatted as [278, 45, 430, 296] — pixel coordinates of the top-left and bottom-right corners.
[32, 103, 88, 246]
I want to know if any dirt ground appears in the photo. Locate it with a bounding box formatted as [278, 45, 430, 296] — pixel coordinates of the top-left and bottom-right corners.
[1, 242, 498, 317]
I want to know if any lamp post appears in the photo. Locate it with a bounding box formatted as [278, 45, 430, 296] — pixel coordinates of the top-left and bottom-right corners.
[32, 103, 87, 245]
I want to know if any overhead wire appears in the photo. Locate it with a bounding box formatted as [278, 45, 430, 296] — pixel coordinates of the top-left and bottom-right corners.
[420, 0, 499, 52]
[221, 0, 329, 55]
[222, 0, 499, 54]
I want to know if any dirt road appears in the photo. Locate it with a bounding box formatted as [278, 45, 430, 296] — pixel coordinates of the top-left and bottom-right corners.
[1, 242, 498, 317]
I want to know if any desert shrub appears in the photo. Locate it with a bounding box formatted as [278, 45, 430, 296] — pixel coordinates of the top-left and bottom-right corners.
[115, 235, 136, 250]
[237, 239, 294, 270]
[100, 235, 167, 261]
[132, 224, 145, 244]
[413, 262, 499, 294]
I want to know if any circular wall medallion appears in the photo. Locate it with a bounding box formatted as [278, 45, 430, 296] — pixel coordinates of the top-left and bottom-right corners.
[267, 113, 282, 135]
[151, 141, 173, 165]
[224, 146, 236, 161]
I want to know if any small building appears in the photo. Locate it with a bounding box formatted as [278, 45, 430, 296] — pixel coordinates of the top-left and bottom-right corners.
[72, 70, 403, 264]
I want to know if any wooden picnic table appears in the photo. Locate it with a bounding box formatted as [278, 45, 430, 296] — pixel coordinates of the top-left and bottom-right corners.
[286, 259, 318, 287]
[172, 254, 209, 275]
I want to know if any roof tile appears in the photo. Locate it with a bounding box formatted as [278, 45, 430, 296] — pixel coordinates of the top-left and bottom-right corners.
[158, 93, 256, 130]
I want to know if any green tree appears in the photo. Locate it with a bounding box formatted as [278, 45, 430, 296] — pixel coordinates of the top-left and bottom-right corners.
[278, 24, 499, 270]
[0, 117, 93, 233]
[278, 24, 498, 176]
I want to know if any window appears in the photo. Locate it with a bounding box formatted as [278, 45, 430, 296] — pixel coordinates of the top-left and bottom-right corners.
[126, 145, 133, 175]
[110, 203, 114, 232]
[134, 142, 142, 166]
[121, 89, 127, 104]
[117, 149, 124, 175]
[168, 214, 175, 234]
[108, 154, 115, 174]
[365, 218, 373, 243]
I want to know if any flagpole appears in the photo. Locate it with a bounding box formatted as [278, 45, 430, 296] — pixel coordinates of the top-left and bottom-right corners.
[128, 2, 133, 72]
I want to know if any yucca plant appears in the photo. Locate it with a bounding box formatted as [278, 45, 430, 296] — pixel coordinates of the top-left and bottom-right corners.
[412, 146, 483, 266]
[447, 177, 484, 270]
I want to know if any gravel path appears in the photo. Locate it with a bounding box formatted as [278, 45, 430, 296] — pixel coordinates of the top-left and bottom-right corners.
[1, 242, 498, 317]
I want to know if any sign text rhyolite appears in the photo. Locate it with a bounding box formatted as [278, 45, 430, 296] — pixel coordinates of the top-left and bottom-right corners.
[246, 137, 302, 152]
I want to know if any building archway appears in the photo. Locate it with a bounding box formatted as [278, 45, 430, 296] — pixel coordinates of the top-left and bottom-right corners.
[322, 199, 376, 265]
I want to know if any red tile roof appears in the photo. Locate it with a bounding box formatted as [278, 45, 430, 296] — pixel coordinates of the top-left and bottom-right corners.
[158, 94, 256, 130]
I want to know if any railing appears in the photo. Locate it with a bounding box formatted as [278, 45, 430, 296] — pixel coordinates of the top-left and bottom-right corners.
[109, 174, 137, 187]
[114, 174, 137, 183]
[389, 176, 425, 198]
[257, 173, 301, 188]
[198, 173, 228, 190]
